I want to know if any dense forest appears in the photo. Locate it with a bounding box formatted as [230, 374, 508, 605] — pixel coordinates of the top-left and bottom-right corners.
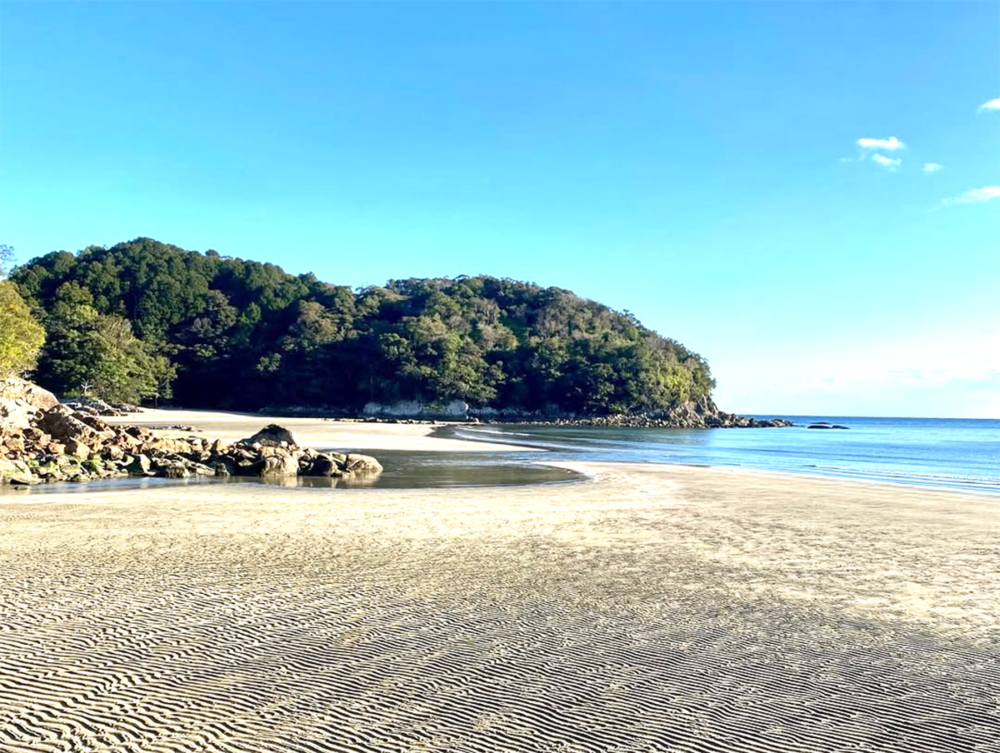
[7, 238, 716, 415]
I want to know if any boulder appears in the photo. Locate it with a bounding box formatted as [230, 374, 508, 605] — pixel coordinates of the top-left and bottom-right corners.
[39, 406, 107, 446]
[0, 378, 59, 412]
[64, 438, 92, 460]
[255, 454, 300, 477]
[0, 458, 34, 485]
[0, 399, 38, 432]
[344, 453, 383, 474]
[124, 454, 152, 476]
[306, 453, 344, 477]
[241, 424, 300, 448]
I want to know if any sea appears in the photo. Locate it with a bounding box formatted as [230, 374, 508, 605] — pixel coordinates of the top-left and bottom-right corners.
[446, 416, 1000, 495]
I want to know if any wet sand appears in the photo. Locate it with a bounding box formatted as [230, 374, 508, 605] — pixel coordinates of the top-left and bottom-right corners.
[1, 420, 998, 752]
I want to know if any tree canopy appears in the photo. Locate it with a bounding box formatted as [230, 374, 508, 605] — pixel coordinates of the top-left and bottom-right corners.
[0, 280, 46, 379]
[11, 238, 716, 413]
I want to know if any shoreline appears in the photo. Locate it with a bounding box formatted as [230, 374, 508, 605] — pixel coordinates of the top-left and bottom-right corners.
[4, 407, 993, 497]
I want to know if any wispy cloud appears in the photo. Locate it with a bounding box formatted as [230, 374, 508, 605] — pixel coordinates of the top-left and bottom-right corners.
[857, 136, 905, 151]
[922, 162, 943, 173]
[871, 154, 901, 170]
[978, 97, 1000, 112]
[943, 186, 1000, 205]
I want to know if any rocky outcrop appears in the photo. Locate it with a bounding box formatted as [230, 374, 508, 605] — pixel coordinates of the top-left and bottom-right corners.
[241, 424, 301, 448]
[62, 396, 144, 417]
[364, 400, 469, 419]
[472, 397, 792, 429]
[1, 394, 382, 486]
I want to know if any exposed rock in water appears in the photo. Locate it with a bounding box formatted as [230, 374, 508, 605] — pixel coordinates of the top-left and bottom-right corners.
[1, 386, 381, 487]
[344, 453, 384, 474]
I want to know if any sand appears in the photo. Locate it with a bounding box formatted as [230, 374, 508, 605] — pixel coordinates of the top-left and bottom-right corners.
[1, 417, 998, 752]
[102, 409, 537, 453]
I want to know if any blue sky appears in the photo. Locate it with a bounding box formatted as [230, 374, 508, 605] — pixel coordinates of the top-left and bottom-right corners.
[1, 2, 998, 417]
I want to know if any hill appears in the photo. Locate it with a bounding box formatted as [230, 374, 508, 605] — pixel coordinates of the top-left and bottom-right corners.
[11, 238, 719, 418]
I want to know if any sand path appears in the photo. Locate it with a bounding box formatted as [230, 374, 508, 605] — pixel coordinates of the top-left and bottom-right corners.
[1, 442, 998, 751]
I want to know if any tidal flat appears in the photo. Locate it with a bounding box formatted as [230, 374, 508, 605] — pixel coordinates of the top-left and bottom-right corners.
[1, 420, 998, 752]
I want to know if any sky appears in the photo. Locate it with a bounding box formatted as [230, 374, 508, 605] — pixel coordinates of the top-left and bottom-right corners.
[1, 2, 998, 418]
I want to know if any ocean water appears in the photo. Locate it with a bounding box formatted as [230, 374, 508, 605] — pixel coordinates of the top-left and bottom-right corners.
[447, 416, 1000, 495]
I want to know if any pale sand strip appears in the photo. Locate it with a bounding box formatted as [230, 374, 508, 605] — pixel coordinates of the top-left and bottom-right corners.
[102, 409, 537, 453]
[1, 456, 998, 752]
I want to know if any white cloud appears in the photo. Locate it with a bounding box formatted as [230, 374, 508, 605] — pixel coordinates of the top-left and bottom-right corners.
[978, 97, 1000, 112]
[857, 136, 905, 151]
[838, 156, 855, 163]
[943, 186, 1000, 205]
[871, 153, 901, 170]
[922, 163, 943, 173]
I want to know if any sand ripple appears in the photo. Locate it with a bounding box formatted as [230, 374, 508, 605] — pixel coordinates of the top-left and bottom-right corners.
[1, 464, 999, 752]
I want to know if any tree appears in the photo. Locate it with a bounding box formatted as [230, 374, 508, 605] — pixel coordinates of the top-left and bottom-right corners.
[11, 237, 719, 414]
[0, 281, 47, 378]
[0, 244, 13, 278]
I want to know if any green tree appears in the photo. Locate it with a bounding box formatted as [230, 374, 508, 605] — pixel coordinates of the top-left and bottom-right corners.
[11, 237, 719, 414]
[0, 281, 47, 378]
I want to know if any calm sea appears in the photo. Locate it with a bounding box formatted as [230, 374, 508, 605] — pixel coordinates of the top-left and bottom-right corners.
[448, 416, 1000, 495]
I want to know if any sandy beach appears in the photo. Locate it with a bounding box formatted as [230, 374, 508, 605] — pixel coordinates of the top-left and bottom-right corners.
[1, 416, 998, 752]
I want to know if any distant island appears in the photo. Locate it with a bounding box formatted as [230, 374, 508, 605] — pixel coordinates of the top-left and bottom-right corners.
[4, 238, 785, 428]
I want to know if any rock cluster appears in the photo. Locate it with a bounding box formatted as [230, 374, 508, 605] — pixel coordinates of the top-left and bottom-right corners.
[473, 397, 793, 429]
[1, 386, 382, 486]
[508, 413, 793, 429]
[62, 396, 145, 417]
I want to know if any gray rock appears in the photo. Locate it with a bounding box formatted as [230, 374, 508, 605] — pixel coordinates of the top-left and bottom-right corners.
[344, 453, 383, 474]
[255, 454, 300, 477]
[241, 424, 300, 448]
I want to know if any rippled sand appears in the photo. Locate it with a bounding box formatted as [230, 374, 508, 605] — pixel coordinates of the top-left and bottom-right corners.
[2, 461, 999, 752]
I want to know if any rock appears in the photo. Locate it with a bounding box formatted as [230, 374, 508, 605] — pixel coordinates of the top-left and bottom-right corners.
[306, 453, 344, 477]
[124, 454, 152, 476]
[162, 464, 190, 479]
[344, 453, 383, 474]
[0, 378, 59, 411]
[363, 400, 469, 419]
[0, 458, 35, 485]
[39, 406, 108, 446]
[62, 397, 123, 416]
[241, 424, 300, 448]
[807, 423, 833, 429]
[256, 454, 300, 477]
[0, 399, 37, 432]
[64, 438, 92, 460]
[2, 379, 385, 487]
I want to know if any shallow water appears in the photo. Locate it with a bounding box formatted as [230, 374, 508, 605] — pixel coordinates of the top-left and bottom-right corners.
[0, 450, 581, 496]
[446, 416, 1000, 494]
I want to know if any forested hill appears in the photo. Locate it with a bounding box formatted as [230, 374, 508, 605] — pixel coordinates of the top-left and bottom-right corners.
[10, 238, 717, 414]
